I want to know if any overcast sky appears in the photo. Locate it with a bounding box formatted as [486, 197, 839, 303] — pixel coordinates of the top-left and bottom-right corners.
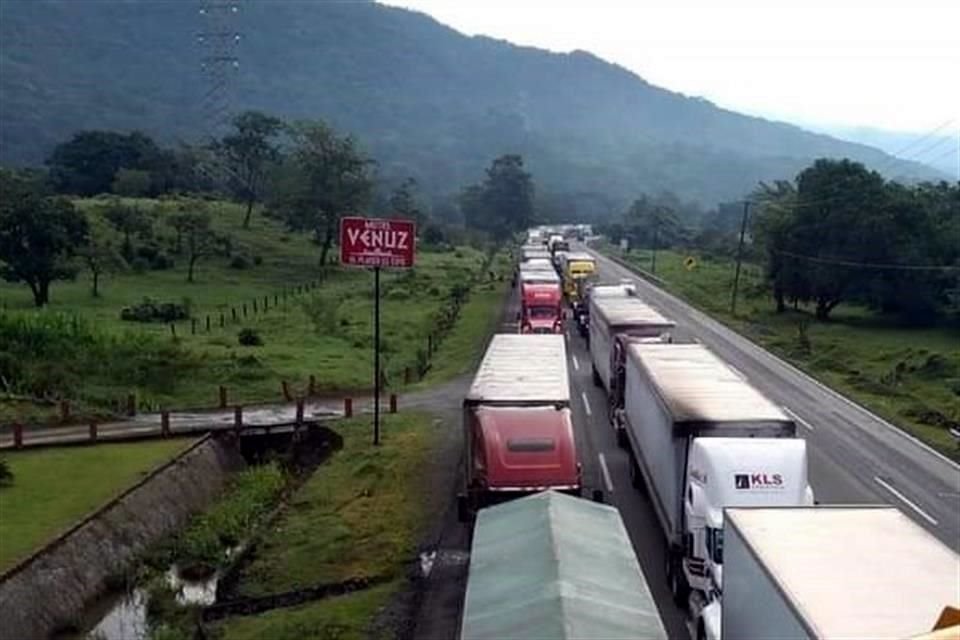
[380, 0, 959, 136]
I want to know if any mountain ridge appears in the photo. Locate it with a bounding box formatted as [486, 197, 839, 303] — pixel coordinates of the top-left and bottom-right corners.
[0, 0, 943, 213]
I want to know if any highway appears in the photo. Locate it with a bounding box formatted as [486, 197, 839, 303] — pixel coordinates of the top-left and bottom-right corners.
[557, 246, 960, 637]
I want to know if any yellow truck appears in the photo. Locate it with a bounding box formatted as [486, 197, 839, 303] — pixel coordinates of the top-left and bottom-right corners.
[560, 252, 597, 301]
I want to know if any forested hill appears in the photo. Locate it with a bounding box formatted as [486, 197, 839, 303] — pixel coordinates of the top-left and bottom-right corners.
[0, 0, 940, 210]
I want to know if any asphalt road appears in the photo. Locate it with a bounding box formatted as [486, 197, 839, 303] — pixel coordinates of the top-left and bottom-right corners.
[558, 247, 960, 638]
[576, 246, 960, 554]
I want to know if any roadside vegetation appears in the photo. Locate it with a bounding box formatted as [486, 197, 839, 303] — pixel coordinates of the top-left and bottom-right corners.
[0, 439, 191, 570]
[604, 246, 960, 458]
[596, 159, 959, 459]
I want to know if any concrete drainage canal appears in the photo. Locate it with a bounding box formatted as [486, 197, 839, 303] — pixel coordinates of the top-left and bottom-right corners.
[19, 424, 343, 640]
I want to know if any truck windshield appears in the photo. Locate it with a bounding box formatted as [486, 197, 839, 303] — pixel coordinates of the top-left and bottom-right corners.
[528, 306, 556, 319]
[707, 526, 724, 564]
[507, 438, 555, 452]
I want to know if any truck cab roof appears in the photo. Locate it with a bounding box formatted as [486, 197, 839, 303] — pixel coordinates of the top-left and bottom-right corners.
[474, 406, 578, 491]
[592, 296, 675, 330]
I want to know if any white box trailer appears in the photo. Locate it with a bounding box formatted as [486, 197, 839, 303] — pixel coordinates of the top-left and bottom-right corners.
[620, 343, 811, 609]
[722, 506, 960, 640]
[589, 295, 675, 394]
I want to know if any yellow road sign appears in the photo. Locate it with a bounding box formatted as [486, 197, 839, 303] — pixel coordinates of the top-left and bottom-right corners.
[684, 256, 698, 271]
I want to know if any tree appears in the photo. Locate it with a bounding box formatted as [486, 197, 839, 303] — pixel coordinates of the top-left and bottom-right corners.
[389, 177, 426, 228]
[180, 211, 217, 283]
[111, 168, 153, 197]
[0, 173, 89, 306]
[220, 111, 285, 228]
[269, 121, 374, 266]
[46, 130, 165, 196]
[77, 237, 126, 297]
[100, 201, 152, 260]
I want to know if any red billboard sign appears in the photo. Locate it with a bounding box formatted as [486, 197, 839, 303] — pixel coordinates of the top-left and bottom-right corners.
[339, 216, 416, 268]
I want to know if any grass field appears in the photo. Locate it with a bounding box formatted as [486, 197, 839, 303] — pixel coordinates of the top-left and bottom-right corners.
[605, 245, 960, 459]
[0, 439, 191, 570]
[234, 412, 433, 597]
[0, 197, 501, 423]
[213, 581, 399, 640]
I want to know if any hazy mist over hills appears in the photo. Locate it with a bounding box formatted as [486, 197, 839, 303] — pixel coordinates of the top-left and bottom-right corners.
[0, 0, 945, 213]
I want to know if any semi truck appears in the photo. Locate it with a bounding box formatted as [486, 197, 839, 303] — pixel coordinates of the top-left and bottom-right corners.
[616, 343, 815, 631]
[720, 506, 960, 640]
[518, 270, 563, 334]
[557, 251, 597, 302]
[589, 295, 675, 418]
[458, 335, 579, 521]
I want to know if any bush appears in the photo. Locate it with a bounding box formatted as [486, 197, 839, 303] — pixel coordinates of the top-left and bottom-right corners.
[135, 243, 174, 270]
[120, 298, 190, 323]
[300, 294, 341, 335]
[238, 328, 263, 346]
[252, 255, 263, 266]
[0, 459, 13, 487]
[229, 255, 251, 270]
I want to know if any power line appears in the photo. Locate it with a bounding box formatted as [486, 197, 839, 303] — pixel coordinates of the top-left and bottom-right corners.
[882, 118, 956, 161]
[774, 249, 959, 272]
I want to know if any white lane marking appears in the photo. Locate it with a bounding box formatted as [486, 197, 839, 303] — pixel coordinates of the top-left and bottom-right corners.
[782, 406, 815, 432]
[572, 355, 580, 371]
[581, 391, 593, 416]
[591, 247, 960, 472]
[599, 453, 615, 492]
[874, 476, 939, 526]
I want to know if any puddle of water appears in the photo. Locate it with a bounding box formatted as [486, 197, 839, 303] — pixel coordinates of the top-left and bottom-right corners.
[165, 565, 220, 606]
[84, 589, 149, 640]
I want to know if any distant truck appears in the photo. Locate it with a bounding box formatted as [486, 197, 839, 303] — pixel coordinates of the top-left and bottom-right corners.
[518, 270, 563, 334]
[589, 295, 675, 415]
[557, 252, 597, 302]
[573, 280, 637, 338]
[458, 335, 579, 521]
[720, 506, 960, 640]
[615, 343, 814, 631]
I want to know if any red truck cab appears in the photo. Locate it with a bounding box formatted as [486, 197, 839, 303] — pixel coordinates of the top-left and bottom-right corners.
[470, 406, 579, 494]
[519, 281, 563, 334]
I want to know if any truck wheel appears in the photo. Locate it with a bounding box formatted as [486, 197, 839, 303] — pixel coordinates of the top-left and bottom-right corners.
[592, 365, 602, 387]
[629, 453, 645, 491]
[457, 494, 472, 523]
[616, 427, 629, 450]
[666, 555, 691, 607]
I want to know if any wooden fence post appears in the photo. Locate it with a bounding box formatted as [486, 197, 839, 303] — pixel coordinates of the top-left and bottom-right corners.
[161, 411, 171, 437]
[126, 393, 137, 417]
[295, 398, 304, 425]
[89, 422, 98, 442]
[219, 313, 225, 328]
[219, 386, 228, 409]
[205, 315, 211, 332]
[344, 397, 353, 418]
[389, 393, 398, 414]
[60, 399, 71, 423]
[281, 381, 292, 402]
[191, 318, 197, 335]
[13, 423, 23, 449]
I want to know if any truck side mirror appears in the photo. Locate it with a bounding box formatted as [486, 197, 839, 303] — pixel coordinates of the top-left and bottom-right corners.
[515, 311, 521, 321]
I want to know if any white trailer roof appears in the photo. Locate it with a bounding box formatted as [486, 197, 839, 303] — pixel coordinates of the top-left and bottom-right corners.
[592, 296, 675, 329]
[519, 270, 560, 283]
[466, 334, 569, 404]
[726, 506, 960, 640]
[629, 343, 789, 423]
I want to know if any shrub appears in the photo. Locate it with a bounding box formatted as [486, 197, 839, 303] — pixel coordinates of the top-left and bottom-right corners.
[238, 328, 263, 346]
[0, 459, 13, 487]
[229, 255, 251, 270]
[120, 298, 190, 323]
[300, 294, 341, 335]
[252, 255, 263, 266]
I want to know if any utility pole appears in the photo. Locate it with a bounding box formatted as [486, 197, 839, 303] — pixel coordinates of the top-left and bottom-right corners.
[651, 215, 660, 275]
[730, 200, 750, 315]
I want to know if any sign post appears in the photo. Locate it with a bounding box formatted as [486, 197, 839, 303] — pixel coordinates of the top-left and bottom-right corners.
[340, 216, 416, 445]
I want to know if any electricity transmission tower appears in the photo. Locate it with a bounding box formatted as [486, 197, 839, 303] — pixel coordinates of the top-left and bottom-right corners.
[198, 1, 240, 141]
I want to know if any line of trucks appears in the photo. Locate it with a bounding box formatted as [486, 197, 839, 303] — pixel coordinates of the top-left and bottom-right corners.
[515, 234, 597, 334]
[456, 232, 959, 639]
